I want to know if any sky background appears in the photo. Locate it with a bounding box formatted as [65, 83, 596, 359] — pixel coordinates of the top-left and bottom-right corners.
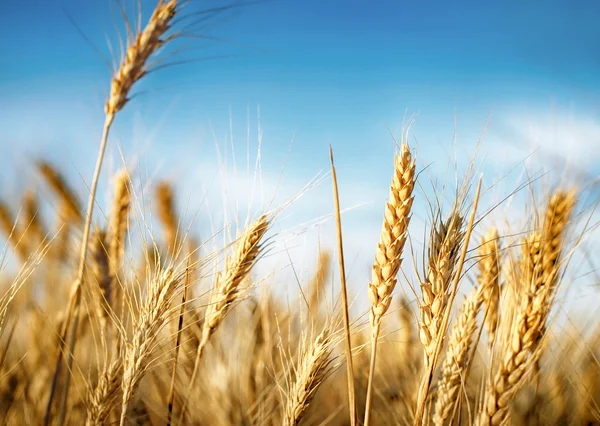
[0, 0, 599, 317]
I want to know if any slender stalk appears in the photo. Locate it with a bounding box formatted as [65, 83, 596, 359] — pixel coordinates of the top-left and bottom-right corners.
[329, 146, 357, 426]
[167, 264, 190, 425]
[45, 115, 114, 426]
[364, 322, 380, 426]
[413, 177, 482, 426]
[57, 115, 115, 426]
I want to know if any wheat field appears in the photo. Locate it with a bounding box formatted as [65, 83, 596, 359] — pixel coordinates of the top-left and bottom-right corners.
[0, 1, 598, 425]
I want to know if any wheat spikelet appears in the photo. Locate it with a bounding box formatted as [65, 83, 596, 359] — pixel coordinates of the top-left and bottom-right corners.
[37, 161, 82, 223]
[478, 228, 500, 348]
[477, 190, 576, 426]
[419, 212, 465, 367]
[432, 286, 482, 426]
[367, 142, 416, 329]
[105, 0, 177, 118]
[155, 181, 178, 256]
[119, 266, 183, 426]
[283, 327, 334, 426]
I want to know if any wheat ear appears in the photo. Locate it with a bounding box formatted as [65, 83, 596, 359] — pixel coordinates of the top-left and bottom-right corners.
[418, 212, 465, 368]
[179, 214, 270, 423]
[478, 228, 500, 348]
[432, 286, 482, 426]
[156, 181, 179, 256]
[119, 267, 184, 426]
[477, 190, 576, 426]
[109, 170, 131, 320]
[37, 161, 82, 223]
[46, 3, 179, 424]
[283, 327, 334, 426]
[364, 140, 415, 426]
[85, 355, 123, 426]
[414, 178, 482, 426]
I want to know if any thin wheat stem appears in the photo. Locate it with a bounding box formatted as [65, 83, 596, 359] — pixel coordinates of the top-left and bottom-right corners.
[329, 146, 357, 426]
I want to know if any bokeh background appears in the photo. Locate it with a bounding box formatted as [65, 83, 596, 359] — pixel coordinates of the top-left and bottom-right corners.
[0, 0, 598, 315]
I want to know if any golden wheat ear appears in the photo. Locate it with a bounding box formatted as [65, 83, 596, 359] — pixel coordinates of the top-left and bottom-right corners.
[364, 140, 416, 426]
[477, 189, 576, 426]
[478, 228, 500, 349]
[432, 286, 482, 426]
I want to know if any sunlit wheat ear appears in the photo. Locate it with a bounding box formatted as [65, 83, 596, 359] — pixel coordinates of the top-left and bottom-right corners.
[37, 161, 82, 223]
[368, 141, 416, 330]
[119, 266, 184, 426]
[419, 212, 465, 368]
[432, 286, 482, 426]
[478, 228, 500, 348]
[477, 189, 576, 426]
[85, 355, 123, 426]
[105, 0, 178, 118]
[364, 140, 416, 426]
[155, 181, 178, 256]
[180, 214, 270, 423]
[283, 326, 334, 426]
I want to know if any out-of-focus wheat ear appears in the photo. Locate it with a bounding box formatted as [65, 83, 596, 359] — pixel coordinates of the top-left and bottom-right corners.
[119, 267, 184, 426]
[478, 228, 500, 349]
[0, 201, 27, 261]
[364, 140, 415, 426]
[432, 286, 482, 426]
[547, 370, 568, 424]
[21, 190, 46, 256]
[308, 250, 331, 314]
[109, 170, 131, 318]
[398, 297, 416, 365]
[576, 353, 599, 424]
[37, 161, 82, 224]
[419, 212, 465, 368]
[283, 326, 334, 426]
[155, 181, 179, 257]
[179, 214, 270, 424]
[90, 227, 112, 344]
[477, 189, 576, 426]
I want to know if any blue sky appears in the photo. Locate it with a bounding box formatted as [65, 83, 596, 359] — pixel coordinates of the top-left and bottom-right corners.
[1, 0, 599, 310]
